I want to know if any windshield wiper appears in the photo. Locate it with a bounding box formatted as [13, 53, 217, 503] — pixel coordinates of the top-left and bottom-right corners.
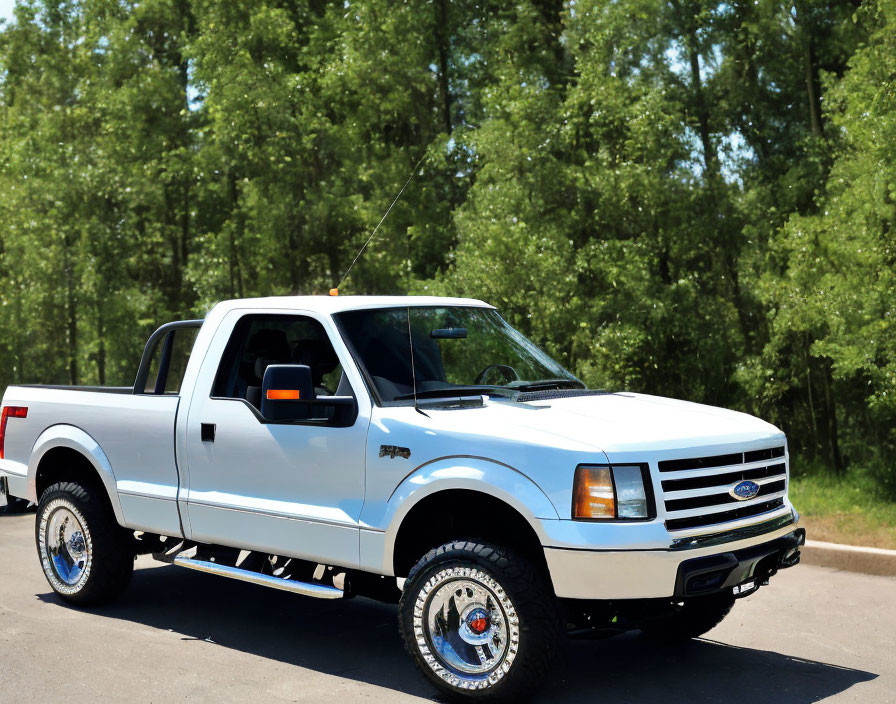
[511, 379, 585, 392]
[393, 386, 511, 401]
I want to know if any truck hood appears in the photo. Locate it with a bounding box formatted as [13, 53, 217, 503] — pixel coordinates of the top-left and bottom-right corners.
[370, 391, 785, 525]
[441, 391, 783, 455]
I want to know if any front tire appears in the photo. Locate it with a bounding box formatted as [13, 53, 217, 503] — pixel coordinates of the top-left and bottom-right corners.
[35, 481, 134, 605]
[398, 541, 561, 701]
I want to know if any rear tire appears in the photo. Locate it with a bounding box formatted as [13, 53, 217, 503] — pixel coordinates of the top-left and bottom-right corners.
[639, 593, 735, 642]
[398, 540, 561, 701]
[35, 481, 134, 605]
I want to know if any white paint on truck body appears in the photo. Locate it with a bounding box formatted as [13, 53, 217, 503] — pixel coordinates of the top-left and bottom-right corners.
[0, 295, 798, 599]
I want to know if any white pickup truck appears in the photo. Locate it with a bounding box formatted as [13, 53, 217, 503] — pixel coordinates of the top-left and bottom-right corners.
[0, 295, 805, 700]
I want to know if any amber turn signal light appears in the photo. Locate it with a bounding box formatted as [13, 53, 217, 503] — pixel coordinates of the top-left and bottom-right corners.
[266, 389, 301, 400]
[572, 465, 616, 519]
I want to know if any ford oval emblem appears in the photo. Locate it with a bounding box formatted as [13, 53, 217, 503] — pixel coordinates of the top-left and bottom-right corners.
[730, 480, 760, 501]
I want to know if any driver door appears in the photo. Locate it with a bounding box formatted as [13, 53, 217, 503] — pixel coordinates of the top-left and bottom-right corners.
[182, 310, 368, 568]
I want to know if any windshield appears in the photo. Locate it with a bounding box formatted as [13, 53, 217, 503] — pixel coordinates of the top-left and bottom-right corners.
[334, 306, 583, 403]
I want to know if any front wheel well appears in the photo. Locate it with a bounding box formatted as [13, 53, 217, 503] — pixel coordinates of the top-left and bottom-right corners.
[391, 489, 549, 578]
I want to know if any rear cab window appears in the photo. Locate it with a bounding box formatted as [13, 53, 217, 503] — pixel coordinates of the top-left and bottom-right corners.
[140, 325, 200, 394]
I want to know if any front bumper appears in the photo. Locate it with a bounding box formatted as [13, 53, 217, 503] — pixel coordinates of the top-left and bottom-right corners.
[673, 527, 804, 597]
[545, 515, 804, 600]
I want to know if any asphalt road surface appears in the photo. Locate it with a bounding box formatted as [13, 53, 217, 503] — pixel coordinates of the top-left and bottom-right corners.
[2, 511, 894, 703]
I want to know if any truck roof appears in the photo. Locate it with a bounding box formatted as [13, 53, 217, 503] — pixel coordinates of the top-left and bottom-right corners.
[210, 295, 495, 316]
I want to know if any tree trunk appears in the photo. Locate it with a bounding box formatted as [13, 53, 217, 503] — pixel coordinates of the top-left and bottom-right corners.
[163, 183, 182, 315]
[821, 359, 843, 473]
[95, 300, 106, 386]
[435, 0, 453, 135]
[804, 38, 822, 136]
[793, 1, 823, 136]
[180, 179, 190, 313]
[287, 198, 302, 293]
[533, 0, 567, 86]
[804, 338, 819, 452]
[13, 282, 24, 383]
[225, 170, 246, 298]
[63, 239, 78, 386]
[686, 27, 717, 176]
[732, 3, 771, 164]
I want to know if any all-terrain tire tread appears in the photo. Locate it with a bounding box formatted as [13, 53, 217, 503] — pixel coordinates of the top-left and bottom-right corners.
[398, 540, 561, 702]
[36, 481, 134, 606]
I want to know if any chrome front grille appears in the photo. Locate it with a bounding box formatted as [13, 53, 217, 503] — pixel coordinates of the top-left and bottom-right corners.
[659, 446, 787, 532]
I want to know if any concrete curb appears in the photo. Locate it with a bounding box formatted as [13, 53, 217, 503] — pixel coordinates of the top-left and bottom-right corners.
[801, 539, 896, 577]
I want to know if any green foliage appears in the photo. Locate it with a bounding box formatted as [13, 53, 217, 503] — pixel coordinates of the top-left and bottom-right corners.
[740, 0, 896, 473]
[0, 0, 893, 485]
[789, 466, 896, 548]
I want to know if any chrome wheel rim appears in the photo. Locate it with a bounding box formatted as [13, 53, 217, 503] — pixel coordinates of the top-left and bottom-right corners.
[39, 499, 93, 593]
[414, 566, 519, 690]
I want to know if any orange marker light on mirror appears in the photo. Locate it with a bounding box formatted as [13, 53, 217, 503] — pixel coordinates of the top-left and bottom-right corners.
[572, 465, 616, 519]
[266, 389, 301, 401]
[329, 288, 339, 296]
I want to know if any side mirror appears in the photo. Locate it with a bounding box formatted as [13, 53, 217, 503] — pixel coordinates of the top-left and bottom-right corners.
[261, 364, 314, 421]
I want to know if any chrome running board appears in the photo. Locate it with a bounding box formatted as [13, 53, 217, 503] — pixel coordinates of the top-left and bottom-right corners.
[172, 556, 344, 599]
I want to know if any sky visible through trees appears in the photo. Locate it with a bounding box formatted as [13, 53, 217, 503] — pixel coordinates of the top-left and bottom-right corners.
[1, 0, 895, 491]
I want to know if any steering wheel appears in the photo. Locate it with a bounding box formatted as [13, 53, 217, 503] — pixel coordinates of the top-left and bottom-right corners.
[474, 364, 520, 386]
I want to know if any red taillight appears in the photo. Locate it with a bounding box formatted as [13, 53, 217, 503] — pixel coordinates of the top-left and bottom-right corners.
[0, 406, 27, 460]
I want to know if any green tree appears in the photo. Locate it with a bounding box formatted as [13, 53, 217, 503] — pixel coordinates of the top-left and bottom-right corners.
[748, 0, 896, 476]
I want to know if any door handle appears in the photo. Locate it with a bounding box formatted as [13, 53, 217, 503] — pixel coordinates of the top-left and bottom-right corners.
[201, 423, 216, 442]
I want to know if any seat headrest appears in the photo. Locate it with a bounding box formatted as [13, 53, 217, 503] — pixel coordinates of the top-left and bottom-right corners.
[247, 329, 291, 383]
[247, 328, 290, 357]
[292, 339, 339, 379]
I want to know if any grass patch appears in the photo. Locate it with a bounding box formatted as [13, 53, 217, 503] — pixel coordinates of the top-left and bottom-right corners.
[790, 467, 896, 549]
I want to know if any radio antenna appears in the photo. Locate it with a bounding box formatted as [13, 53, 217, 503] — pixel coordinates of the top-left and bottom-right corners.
[407, 305, 428, 417]
[334, 153, 428, 292]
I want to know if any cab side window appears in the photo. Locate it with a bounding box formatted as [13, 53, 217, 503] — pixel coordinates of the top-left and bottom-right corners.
[212, 314, 352, 411]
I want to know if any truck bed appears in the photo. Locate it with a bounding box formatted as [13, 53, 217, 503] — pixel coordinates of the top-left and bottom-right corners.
[1, 384, 184, 536]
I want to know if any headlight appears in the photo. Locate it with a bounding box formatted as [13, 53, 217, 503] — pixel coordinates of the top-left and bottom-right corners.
[572, 464, 654, 520]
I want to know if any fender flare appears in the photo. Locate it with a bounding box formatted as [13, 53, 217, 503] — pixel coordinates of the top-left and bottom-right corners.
[27, 424, 125, 525]
[376, 456, 559, 574]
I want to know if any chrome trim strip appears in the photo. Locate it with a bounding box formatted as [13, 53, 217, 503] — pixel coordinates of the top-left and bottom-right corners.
[663, 502, 792, 538]
[669, 511, 797, 551]
[662, 474, 785, 501]
[117, 490, 177, 502]
[664, 490, 786, 519]
[657, 458, 786, 481]
[172, 557, 344, 599]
